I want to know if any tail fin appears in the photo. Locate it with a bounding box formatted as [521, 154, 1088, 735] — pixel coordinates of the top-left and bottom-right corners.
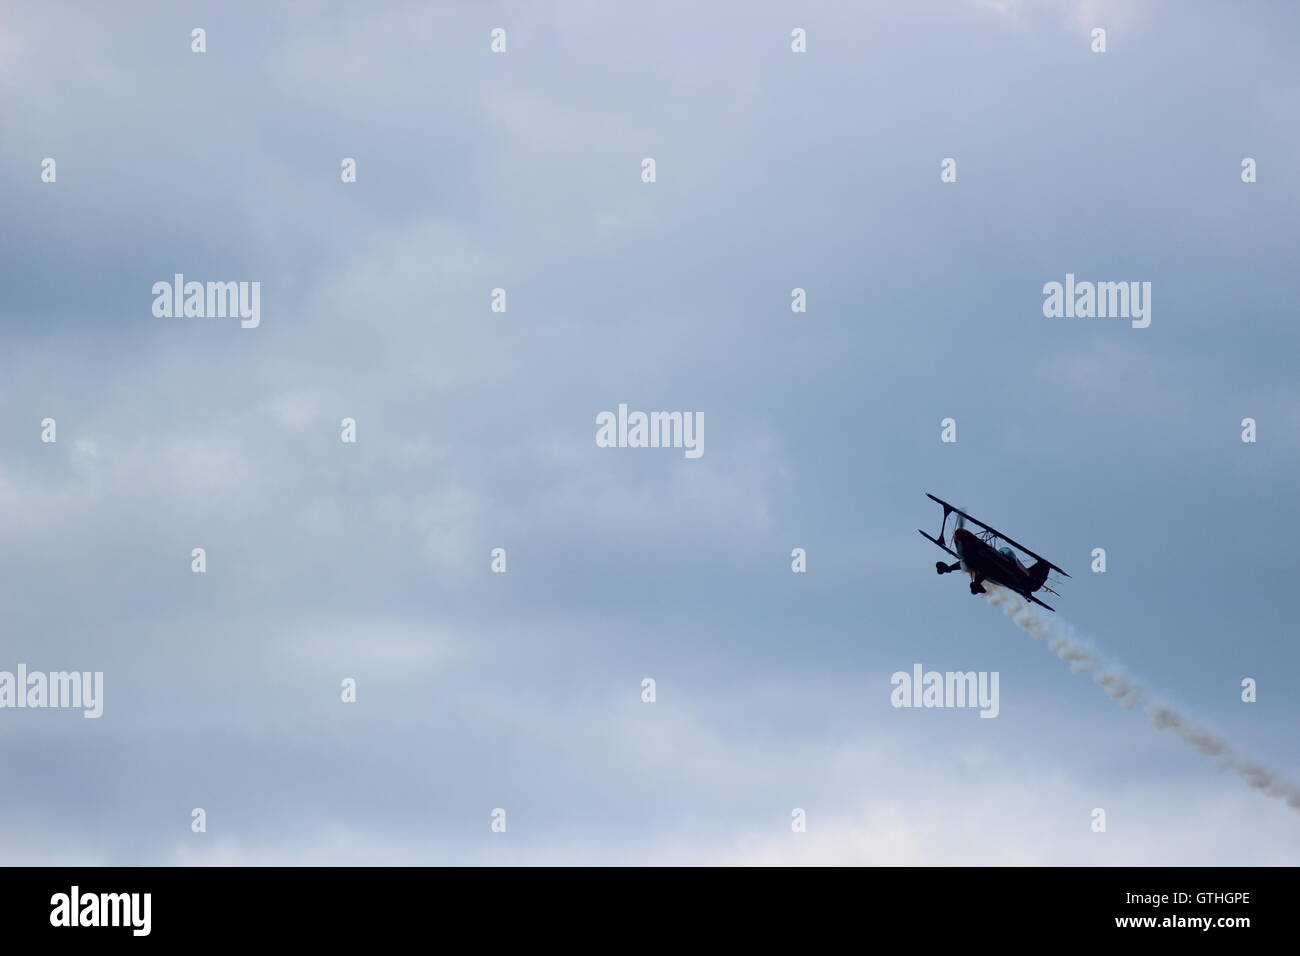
[1027, 559, 1050, 592]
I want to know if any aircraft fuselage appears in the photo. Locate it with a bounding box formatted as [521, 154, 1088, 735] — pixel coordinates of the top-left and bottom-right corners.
[953, 529, 1049, 597]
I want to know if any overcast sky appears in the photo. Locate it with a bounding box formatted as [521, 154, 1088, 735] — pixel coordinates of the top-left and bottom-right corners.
[2, 0, 1299, 865]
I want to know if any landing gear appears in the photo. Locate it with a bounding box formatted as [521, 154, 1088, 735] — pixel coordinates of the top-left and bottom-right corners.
[969, 577, 986, 595]
[936, 561, 961, 575]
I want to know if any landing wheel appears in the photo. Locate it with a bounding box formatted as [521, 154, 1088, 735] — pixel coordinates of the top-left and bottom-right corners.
[936, 561, 949, 575]
[969, 581, 986, 595]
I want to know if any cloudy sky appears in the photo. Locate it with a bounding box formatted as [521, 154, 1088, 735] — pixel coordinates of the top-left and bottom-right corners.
[2, 0, 1298, 865]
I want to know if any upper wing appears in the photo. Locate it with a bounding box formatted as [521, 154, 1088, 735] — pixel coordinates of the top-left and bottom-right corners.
[926, 493, 1070, 577]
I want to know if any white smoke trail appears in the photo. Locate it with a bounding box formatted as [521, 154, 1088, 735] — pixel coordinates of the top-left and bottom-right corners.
[983, 584, 1300, 812]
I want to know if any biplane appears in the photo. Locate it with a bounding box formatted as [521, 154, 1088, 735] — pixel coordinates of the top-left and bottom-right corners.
[918, 493, 1069, 611]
